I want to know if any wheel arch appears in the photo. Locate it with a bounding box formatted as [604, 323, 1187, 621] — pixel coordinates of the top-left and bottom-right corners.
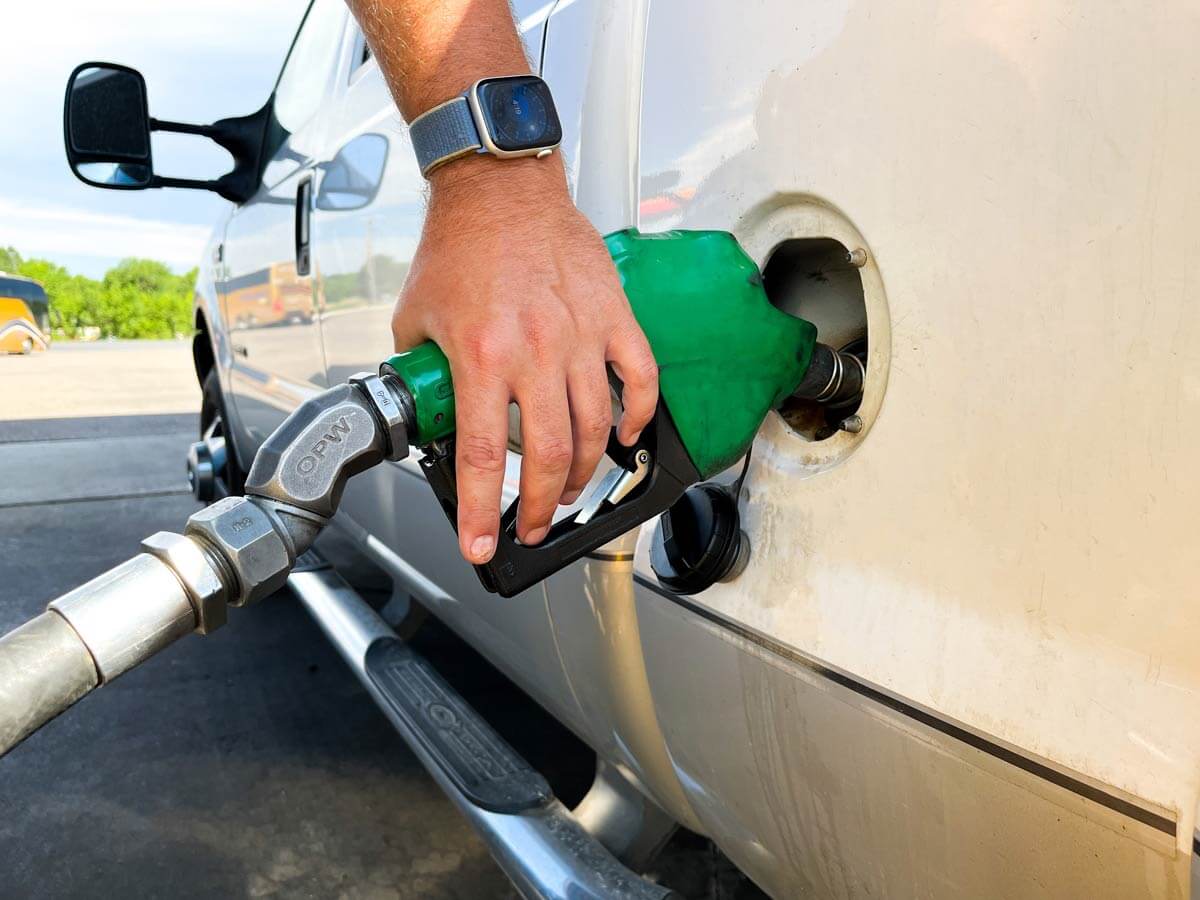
[192, 307, 216, 386]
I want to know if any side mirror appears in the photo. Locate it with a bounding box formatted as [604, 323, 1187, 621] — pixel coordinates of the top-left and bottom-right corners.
[64, 63, 153, 189]
[315, 134, 389, 212]
[63, 61, 277, 204]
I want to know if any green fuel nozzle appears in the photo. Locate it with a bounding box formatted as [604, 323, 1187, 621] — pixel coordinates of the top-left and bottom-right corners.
[381, 229, 834, 597]
[387, 230, 819, 470]
[0, 231, 855, 760]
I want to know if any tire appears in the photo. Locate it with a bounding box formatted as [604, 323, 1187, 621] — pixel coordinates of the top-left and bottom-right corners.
[19, 337, 33, 355]
[200, 370, 246, 498]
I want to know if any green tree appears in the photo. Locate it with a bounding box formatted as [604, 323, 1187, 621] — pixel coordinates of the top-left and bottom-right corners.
[7, 252, 196, 340]
[97, 258, 195, 339]
[103, 258, 180, 295]
[0, 246, 23, 273]
[16, 258, 80, 337]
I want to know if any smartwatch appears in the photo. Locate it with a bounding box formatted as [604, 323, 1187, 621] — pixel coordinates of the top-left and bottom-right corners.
[408, 75, 563, 178]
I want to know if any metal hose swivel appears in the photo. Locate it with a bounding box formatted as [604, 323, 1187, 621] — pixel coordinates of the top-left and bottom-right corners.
[0, 372, 413, 757]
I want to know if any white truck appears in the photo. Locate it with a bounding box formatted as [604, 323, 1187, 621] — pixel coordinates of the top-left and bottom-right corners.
[48, 1, 1200, 896]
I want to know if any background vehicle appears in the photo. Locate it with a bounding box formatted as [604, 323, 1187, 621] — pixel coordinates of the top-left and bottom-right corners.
[0, 273, 50, 354]
[224, 261, 314, 331]
[68, 1, 1200, 896]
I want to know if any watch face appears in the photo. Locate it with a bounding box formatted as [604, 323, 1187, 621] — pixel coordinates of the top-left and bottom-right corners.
[475, 76, 562, 152]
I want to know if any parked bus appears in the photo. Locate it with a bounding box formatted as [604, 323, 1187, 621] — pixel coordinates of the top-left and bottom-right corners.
[0, 273, 50, 354]
[224, 261, 313, 331]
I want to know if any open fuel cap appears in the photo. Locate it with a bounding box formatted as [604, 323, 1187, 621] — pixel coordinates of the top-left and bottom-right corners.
[650, 484, 750, 594]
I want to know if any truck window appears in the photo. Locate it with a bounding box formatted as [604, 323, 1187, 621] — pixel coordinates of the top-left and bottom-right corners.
[274, 0, 348, 134]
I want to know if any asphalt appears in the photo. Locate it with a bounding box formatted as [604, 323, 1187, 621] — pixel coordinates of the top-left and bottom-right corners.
[0, 343, 763, 899]
[0, 416, 528, 899]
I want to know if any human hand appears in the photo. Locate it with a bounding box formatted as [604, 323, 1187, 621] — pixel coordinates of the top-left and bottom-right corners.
[391, 156, 659, 565]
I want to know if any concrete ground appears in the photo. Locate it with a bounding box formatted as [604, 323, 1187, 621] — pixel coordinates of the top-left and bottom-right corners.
[0, 342, 763, 899]
[0, 339, 202, 420]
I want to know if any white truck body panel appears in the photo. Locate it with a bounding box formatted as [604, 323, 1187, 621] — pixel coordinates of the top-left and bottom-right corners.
[193, 1, 1200, 895]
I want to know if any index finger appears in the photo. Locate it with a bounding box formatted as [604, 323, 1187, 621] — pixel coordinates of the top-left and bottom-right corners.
[451, 371, 511, 564]
[608, 325, 660, 445]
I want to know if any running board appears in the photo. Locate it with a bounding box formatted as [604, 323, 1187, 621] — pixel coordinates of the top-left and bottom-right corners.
[364, 639, 552, 813]
[287, 559, 677, 900]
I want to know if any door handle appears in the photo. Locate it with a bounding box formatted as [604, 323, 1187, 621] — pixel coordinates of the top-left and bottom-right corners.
[295, 176, 313, 277]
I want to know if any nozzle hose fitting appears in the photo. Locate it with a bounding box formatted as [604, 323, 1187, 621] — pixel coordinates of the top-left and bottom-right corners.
[244, 375, 412, 520]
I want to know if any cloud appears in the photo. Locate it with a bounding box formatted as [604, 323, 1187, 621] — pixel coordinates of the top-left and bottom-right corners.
[0, 199, 211, 269]
[5, 1, 306, 68]
[2, 1, 308, 123]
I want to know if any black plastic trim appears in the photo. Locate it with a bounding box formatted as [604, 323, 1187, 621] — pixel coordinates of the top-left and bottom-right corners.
[364, 638, 552, 814]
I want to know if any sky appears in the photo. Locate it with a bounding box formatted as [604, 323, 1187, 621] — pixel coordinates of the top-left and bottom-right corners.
[0, 1, 312, 278]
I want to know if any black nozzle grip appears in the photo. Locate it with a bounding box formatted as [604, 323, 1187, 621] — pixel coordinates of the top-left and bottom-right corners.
[420, 405, 701, 597]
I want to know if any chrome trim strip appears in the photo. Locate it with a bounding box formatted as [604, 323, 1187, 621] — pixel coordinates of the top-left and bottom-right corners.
[634, 574, 1178, 839]
[330, 514, 460, 609]
[0, 319, 48, 344]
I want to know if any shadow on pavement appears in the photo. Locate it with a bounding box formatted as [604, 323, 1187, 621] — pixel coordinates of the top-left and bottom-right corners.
[0, 413, 196, 443]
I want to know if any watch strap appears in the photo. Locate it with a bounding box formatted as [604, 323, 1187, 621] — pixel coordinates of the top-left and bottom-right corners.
[409, 96, 482, 177]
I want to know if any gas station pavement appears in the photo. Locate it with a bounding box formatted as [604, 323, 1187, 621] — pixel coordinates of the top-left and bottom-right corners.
[0, 341, 758, 899]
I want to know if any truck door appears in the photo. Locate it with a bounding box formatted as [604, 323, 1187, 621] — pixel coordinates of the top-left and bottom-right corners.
[220, 0, 350, 451]
[309, 8, 591, 733]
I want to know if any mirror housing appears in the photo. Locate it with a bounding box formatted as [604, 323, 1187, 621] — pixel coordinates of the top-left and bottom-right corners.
[63, 61, 279, 204]
[63, 63, 153, 189]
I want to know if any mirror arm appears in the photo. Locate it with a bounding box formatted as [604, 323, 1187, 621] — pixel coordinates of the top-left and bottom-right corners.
[66, 63, 278, 206]
[147, 173, 257, 206]
[149, 101, 274, 204]
[209, 102, 276, 177]
[148, 117, 213, 138]
[150, 109, 267, 162]
[151, 175, 220, 192]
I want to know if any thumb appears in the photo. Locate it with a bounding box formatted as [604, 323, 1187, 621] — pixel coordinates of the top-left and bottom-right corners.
[390, 305, 429, 353]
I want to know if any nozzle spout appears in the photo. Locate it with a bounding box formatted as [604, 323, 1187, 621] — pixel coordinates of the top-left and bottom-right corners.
[790, 343, 865, 408]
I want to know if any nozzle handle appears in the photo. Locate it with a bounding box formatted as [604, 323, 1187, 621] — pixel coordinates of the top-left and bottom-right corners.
[419, 404, 701, 597]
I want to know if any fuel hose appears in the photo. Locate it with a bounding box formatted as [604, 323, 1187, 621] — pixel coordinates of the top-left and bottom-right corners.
[0, 553, 200, 757]
[0, 611, 99, 755]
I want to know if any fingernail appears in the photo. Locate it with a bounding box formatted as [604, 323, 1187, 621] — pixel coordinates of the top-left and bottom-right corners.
[525, 526, 548, 545]
[469, 535, 495, 563]
[560, 489, 582, 505]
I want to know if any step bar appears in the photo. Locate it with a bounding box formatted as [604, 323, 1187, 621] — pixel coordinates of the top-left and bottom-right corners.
[287, 558, 677, 900]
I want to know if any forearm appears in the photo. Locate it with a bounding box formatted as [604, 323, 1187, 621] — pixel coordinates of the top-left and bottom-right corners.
[347, 0, 562, 194]
[348, 0, 529, 121]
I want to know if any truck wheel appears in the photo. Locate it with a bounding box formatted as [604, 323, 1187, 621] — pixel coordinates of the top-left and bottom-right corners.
[199, 370, 246, 498]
